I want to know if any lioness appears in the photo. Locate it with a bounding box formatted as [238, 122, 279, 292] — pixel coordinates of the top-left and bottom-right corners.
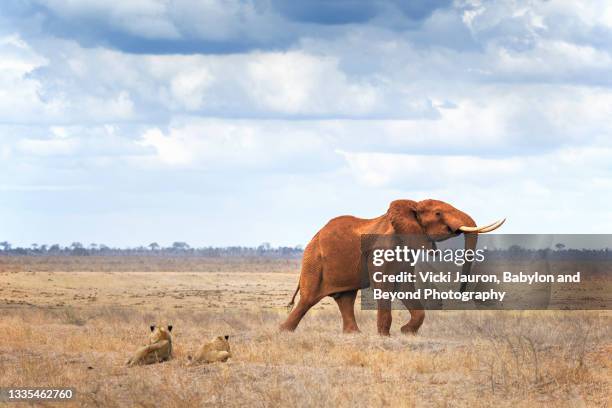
[188, 335, 231, 364]
[126, 325, 173, 366]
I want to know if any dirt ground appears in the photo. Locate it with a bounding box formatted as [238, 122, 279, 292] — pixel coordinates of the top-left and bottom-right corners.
[0, 257, 610, 407]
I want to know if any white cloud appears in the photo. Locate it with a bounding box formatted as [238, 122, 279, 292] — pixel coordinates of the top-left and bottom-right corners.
[3, 40, 442, 121]
[134, 118, 332, 170]
[17, 137, 79, 156]
[169, 69, 214, 110]
[0, 36, 139, 123]
[338, 150, 521, 188]
[543, 0, 612, 29]
[138, 128, 194, 166]
[245, 52, 379, 114]
[0, 34, 47, 72]
[0, 34, 59, 121]
[490, 40, 612, 81]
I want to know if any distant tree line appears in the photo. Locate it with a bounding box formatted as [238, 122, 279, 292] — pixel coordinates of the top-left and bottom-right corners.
[1, 241, 611, 260]
[0, 241, 303, 258]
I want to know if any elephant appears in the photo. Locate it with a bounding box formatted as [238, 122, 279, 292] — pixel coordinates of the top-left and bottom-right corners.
[279, 199, 505, 335]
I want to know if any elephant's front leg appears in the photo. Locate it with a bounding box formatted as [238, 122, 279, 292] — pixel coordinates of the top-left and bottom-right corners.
[376, 298, 392, 336]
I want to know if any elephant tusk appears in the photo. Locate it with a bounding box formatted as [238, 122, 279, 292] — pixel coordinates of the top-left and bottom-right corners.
[477, 218, 506, 233]
[458, 218, 506, 233]
[458, 220, 498, 233]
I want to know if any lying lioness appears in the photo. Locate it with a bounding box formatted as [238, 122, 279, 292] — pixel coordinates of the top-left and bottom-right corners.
[126, 325, 173, 366]
[188, 335, 231, 364]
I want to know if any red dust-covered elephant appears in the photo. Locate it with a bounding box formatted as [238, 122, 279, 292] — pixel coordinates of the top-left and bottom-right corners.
[280, 199, 505, 335]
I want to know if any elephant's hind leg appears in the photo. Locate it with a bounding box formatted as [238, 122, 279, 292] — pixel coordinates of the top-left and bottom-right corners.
[279, 297, 318, 331]
[398, 284, 425, 334]
[280, 237, 323, 332]
[333, 290, 359, 333]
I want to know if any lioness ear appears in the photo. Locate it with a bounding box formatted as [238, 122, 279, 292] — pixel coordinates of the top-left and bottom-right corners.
[224, 335, 229, 340]
[150, 325, 155, 332]
[167, 325, 173, 332]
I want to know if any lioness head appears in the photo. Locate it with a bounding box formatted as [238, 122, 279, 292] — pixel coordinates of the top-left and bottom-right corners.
[149, 324, 173, 343]
[212, 335, 230, 350]
[187, 334, 231, 363]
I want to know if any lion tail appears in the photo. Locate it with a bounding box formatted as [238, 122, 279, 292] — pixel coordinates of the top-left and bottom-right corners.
[286, 283, 300, 312]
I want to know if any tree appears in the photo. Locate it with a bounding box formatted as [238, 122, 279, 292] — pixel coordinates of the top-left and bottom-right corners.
[70, 242, 88, 256]
[31, 243, 39, 251]
[148, 242, 160, 251]
[555, 243, 566, 251]
[0, 241, 11, 251]
[258, 242, 271, 251]
[89, 243, 98, 251]
[172, 242, 190, 251]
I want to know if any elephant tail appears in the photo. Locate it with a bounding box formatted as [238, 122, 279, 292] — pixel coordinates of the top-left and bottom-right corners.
[286, 283, 300, 311]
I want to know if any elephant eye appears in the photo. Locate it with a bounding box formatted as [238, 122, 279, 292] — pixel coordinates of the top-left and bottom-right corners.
[435, 211, 441, 217]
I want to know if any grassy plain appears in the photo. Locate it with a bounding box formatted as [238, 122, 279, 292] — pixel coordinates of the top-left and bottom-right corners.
[0, 256, 610, 407]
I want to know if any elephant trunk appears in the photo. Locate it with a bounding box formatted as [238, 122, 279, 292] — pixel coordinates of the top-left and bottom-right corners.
[459, 232, 477, 292]
[456, 212, 478, 293]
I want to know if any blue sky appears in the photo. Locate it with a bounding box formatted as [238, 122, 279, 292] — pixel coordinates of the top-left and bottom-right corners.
[1, 0, 611, 247]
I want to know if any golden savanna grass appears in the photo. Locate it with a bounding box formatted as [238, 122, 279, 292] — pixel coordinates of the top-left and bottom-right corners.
[0, 256, 610, 407]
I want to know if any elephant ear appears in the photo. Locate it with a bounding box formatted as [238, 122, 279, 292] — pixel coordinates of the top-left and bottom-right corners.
[387, 200, 421, 234]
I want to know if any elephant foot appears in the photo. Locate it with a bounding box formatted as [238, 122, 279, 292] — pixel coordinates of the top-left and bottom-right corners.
[278, 323, 296, 332]
[342, 325, 360, 334]
[400, 323, 420, 335]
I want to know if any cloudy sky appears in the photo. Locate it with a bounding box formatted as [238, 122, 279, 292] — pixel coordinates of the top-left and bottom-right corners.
[1, 0, 611, 247]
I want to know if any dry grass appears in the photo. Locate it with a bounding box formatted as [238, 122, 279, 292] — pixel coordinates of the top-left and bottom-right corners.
[0, 258, 610, 407]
